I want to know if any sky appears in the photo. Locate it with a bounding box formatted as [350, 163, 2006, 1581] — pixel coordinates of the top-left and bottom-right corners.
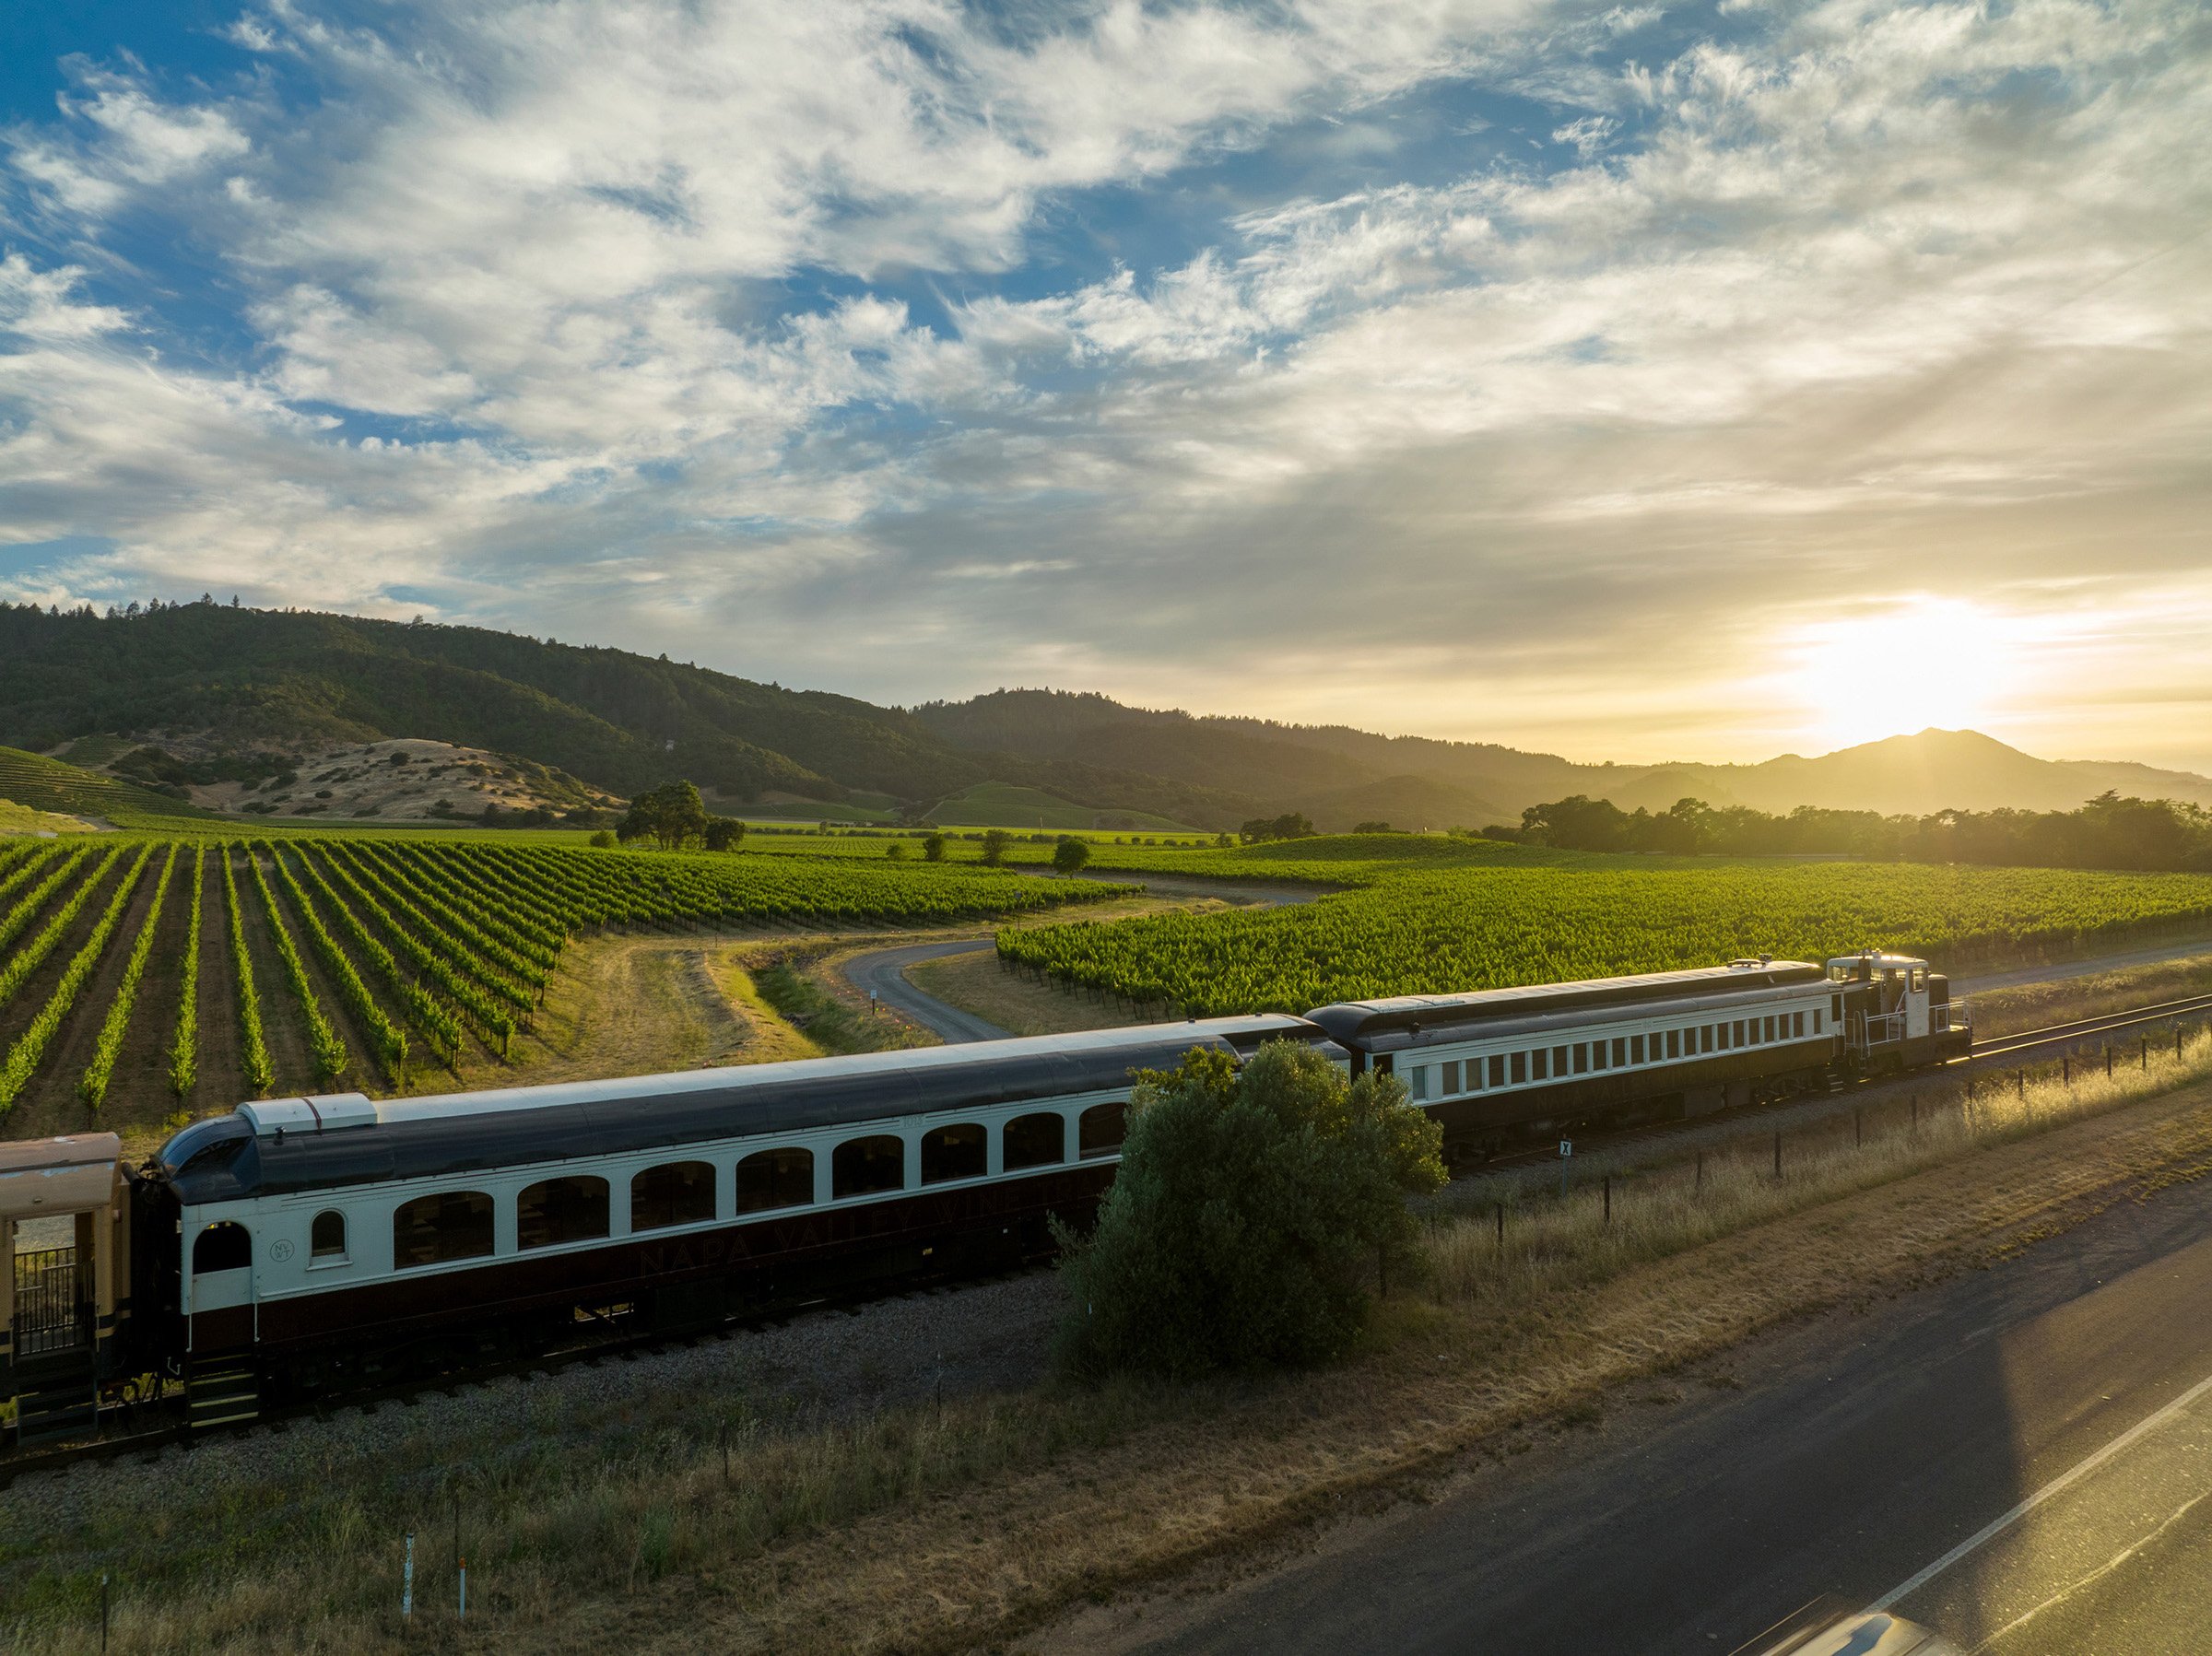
[1, 1, 2207, 771]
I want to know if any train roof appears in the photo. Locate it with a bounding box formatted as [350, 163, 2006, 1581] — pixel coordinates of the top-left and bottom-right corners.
[1305, 961, 1827, 1051]
[153, 1015, 1332, 1204]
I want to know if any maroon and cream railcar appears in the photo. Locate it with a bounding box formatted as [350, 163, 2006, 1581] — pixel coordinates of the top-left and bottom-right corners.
[135, 1015, 1338, 1418]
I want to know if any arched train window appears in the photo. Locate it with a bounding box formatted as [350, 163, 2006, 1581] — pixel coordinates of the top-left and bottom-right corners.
[310, 1210, 347, 1262]
[921, 1123, 986, 1184]
[633, 1161, 716, 1230]
[1079, 1102, 1127, 1160]
[735, 1148, 813, 1214]
[393, 1192, 494, 1270]
[193, 1220, 251, 1274]
[518, 1176, 610, 1251]
[832, 1135, 904, 1199]
[1002, 1111, 1065, 1171]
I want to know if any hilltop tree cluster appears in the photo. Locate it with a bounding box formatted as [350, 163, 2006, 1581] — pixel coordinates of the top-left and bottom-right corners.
[1501, 791, 2212, 873]
[615, 780, 747, 851]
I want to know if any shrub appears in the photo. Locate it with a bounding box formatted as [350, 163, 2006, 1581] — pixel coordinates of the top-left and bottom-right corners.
[1054, 1041, 1444, 1378]
[923, 832, 947, 863]
[980, 828, 1011, 867]
[1053, 838, 1091, 875]
[589, 829, 618, 848]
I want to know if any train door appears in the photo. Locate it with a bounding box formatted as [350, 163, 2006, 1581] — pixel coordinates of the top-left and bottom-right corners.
[1903, 964, 1931, 1039]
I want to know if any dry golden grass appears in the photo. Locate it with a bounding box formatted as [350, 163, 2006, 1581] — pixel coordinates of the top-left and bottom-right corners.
[18, 1037, 2212, 1656]
[906, 946, 1140, 1037]
[1970, 949, 2212, 1038]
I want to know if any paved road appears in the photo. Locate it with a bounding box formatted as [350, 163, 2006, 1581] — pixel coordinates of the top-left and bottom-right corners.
[841, 938, 1008, 1043]
[1043, 1160, 2212, 1655]
[1959, 934, 2212, 995]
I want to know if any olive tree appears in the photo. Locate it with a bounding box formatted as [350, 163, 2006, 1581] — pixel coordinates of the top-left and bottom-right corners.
[1054, 1040, 1444, 1378]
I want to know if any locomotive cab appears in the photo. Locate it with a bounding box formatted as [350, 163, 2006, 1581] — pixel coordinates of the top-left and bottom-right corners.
[1826, 951, 1970, 1070]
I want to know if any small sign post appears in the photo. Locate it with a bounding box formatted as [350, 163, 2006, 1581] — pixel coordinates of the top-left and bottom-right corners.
[1559, 1138, 1572, 1197]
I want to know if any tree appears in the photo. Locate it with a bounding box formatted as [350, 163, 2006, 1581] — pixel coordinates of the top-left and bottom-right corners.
[702, 815, 747, 851]
[589, 829, 618, 848]
[1053, 837, 1091, 875]
[1239, 812, 1316, 844]
[923, 831, 947, 863]
[1352, 820, 1393, 835]
[1054, 1040, 1444, 1379]
[617, 780, 710, 850]
[980, 828, 1011, 866]
[885, 841, 908, 860]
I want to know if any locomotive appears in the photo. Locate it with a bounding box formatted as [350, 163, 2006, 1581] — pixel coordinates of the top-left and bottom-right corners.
[1, 951, 1964, 1444]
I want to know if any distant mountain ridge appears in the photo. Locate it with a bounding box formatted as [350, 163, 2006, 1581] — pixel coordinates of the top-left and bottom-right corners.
[3, 602, 2204, 831]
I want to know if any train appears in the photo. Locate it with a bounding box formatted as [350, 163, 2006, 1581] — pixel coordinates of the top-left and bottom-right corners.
[0, 949, 1966, 1443]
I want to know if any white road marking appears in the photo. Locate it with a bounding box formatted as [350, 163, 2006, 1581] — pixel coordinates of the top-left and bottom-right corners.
[1867, 1368, 2212, 1612]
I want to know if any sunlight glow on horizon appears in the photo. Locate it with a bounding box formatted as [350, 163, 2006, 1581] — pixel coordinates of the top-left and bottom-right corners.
[1790, 599, 2021, 754]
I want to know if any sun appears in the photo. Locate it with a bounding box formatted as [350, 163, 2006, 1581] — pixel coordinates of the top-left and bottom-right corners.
[1793, 598, 2017, 752]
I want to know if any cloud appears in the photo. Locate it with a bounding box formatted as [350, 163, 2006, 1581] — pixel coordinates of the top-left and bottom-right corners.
[0, 0, 2207, 768]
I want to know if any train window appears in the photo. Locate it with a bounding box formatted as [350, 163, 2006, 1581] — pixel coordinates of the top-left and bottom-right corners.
[1004, 1112, 1065, 1170]
[1510, 1051, 1527, 1085]
[1763, 1016, 1776, 1043]
[833, 1135, 906, 1198]
[310, 1210, 347, 1262]
[1912, 968, 1927, 992]
[1813, 1010, 1824, 1034]
[1079, 1102, 1127, 1159]
[1610, 1038, 1627, 1067]
[518, 1176, 610, 1251]
[193, 1220, 251, 1274]
[1792, 1012, 1806, 1039]
[1831, 992, 1844, 1022]
[1553, 1045, 1570, 1075]
[1531, 1049, 1548, 1081]
[1733, 1020, 1747, 1046]
[1630, 1034, 1645, 1065]
[1716, 1023, 1730, 1050]
[1441, 1060, 1461, 1094]
[636, 1160, 718, 1228]
[735, 1149, 812, 1215]
[393, 1192, 494, 1270]
[1572, 1043, 1588, 1075]
[1407, 1065, 1430, 1101]
[1489, 1054, 1507, 1087]
[1591, 1041, 1607, 1072]
[922, 1123, 987, 1184]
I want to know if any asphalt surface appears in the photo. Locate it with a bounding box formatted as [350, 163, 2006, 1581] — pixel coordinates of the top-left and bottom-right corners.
[840, 937, 1008, 1043]
[1050, 1158, 2212, 1656]
[1959, 934, 2212, 994]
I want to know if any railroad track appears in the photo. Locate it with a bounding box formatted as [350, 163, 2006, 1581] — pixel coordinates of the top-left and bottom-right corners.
[0, 1263, 1016, 1488]
[1969, 992, 2212, 1061]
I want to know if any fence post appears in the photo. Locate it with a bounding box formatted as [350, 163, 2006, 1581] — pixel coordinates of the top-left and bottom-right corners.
[2017, 1069, 2025, 1098]
[2141, 1036, 2148, 1071]
[403, 1531, 415, 1623]
[2063, 1054, 2070, 1085]
[1495, 1202, 1505, 1249]
[2106, 1041, 2113, 1077]
[459, 1556, 467, 1623]
[1773, 1131, 1783, 1179]
[100, 1573, 109, 1652]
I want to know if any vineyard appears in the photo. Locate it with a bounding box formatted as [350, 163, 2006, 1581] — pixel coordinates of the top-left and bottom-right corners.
[0, 835, 1124, 1139]
[997, 863, 2212, 1016]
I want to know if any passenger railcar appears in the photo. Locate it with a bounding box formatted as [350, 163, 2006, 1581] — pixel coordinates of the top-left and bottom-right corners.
[1306, 950, 1969, 1159]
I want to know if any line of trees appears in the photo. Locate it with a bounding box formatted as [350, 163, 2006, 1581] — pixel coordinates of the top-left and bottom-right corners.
[1499, 791, 2212, 872]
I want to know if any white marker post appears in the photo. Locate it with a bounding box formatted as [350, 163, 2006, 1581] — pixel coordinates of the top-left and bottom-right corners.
[1559, 1138, 1572, 1198]
[402, 1531, 414, 1621]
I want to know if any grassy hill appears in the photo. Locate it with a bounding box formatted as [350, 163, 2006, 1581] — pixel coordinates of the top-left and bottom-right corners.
[0, 602, 1257, 828]
[0, 746, 218, 828]
[924, 781, 1197, 832]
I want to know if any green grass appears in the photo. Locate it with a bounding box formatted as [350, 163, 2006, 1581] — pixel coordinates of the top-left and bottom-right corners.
[0, 798, 96, 835]
[0, 746, 218, 828]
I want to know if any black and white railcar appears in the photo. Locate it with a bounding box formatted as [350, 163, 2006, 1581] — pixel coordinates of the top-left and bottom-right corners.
[1306, 951, 1970, 1159]
[136, 1015, 1338, 1402]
